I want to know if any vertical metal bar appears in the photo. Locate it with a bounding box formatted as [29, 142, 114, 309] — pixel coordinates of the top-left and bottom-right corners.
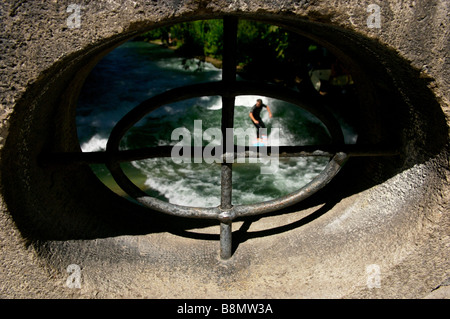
[222, 16, 238, 83]
[220, 221, 232, 259]
[220, 163, 233, 209]
[219, 16, 238, 259]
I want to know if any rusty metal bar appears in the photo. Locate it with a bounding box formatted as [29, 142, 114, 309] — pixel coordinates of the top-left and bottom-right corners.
[220, 221, 233, 260]
[222, 16, 238, 85]
[40, 144, 398, 167]
[219, 16, 238, 259]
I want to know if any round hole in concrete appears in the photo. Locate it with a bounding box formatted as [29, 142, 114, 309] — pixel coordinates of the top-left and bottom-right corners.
[1, 10, 448, 298]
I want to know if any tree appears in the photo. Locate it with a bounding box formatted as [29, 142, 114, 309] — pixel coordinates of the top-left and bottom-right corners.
[137, 19, 321, 87]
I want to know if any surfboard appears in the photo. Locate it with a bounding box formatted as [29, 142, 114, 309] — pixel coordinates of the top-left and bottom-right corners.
[252, 135, 268, 146]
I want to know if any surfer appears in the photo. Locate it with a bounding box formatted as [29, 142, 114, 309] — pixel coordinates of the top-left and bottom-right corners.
[249, 99, 272, 141]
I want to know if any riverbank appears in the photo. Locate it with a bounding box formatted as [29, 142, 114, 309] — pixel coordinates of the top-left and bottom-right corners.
[147, 39, 223, 68]
[145, 39, 285, 84]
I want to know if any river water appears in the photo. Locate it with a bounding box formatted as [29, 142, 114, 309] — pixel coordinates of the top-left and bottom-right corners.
[76, 41, 356, 207]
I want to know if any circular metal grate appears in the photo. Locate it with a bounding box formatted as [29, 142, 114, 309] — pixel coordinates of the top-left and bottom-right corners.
[42, 17, 399, 259]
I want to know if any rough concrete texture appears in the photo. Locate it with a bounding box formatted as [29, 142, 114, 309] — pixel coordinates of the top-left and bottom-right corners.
[0, 0, 448, 299]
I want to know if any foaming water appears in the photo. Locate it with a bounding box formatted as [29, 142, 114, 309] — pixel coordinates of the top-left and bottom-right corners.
[76, 41, 356, 207]
[80, 134, 107, 152]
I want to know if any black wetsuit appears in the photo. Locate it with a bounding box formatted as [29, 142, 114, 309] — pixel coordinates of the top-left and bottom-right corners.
[251, 103, 267, 138]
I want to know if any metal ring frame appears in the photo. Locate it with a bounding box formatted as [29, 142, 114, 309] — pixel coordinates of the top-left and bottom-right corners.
[42, 17, 399, 259]
[104, 79, 350, 259]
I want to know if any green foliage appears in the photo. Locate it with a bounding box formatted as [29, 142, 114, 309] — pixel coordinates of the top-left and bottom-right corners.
[235, 20, 312, 85]
[236, 20, 268, 64]
[139, 19, 317, 85]
[202, 20, 224, 58]
[139, 26, 171, 42]
[163, 20, 224, 59]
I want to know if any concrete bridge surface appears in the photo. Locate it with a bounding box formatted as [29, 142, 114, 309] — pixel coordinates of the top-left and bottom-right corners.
[0, 0, 449, 298]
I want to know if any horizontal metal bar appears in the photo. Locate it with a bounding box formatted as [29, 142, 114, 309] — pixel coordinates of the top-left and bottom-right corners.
[40, 144, 398, 167]
[104, 81, 346, 156]
[277, 144, 400, 157]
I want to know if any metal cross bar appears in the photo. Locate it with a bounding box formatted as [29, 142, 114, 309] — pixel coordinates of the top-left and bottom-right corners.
[219, 16, 238, 259]
[40, 144, 399, 167]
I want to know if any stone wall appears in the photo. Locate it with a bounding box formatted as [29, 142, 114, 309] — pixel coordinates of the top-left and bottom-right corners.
[0, 0, 448, 298]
